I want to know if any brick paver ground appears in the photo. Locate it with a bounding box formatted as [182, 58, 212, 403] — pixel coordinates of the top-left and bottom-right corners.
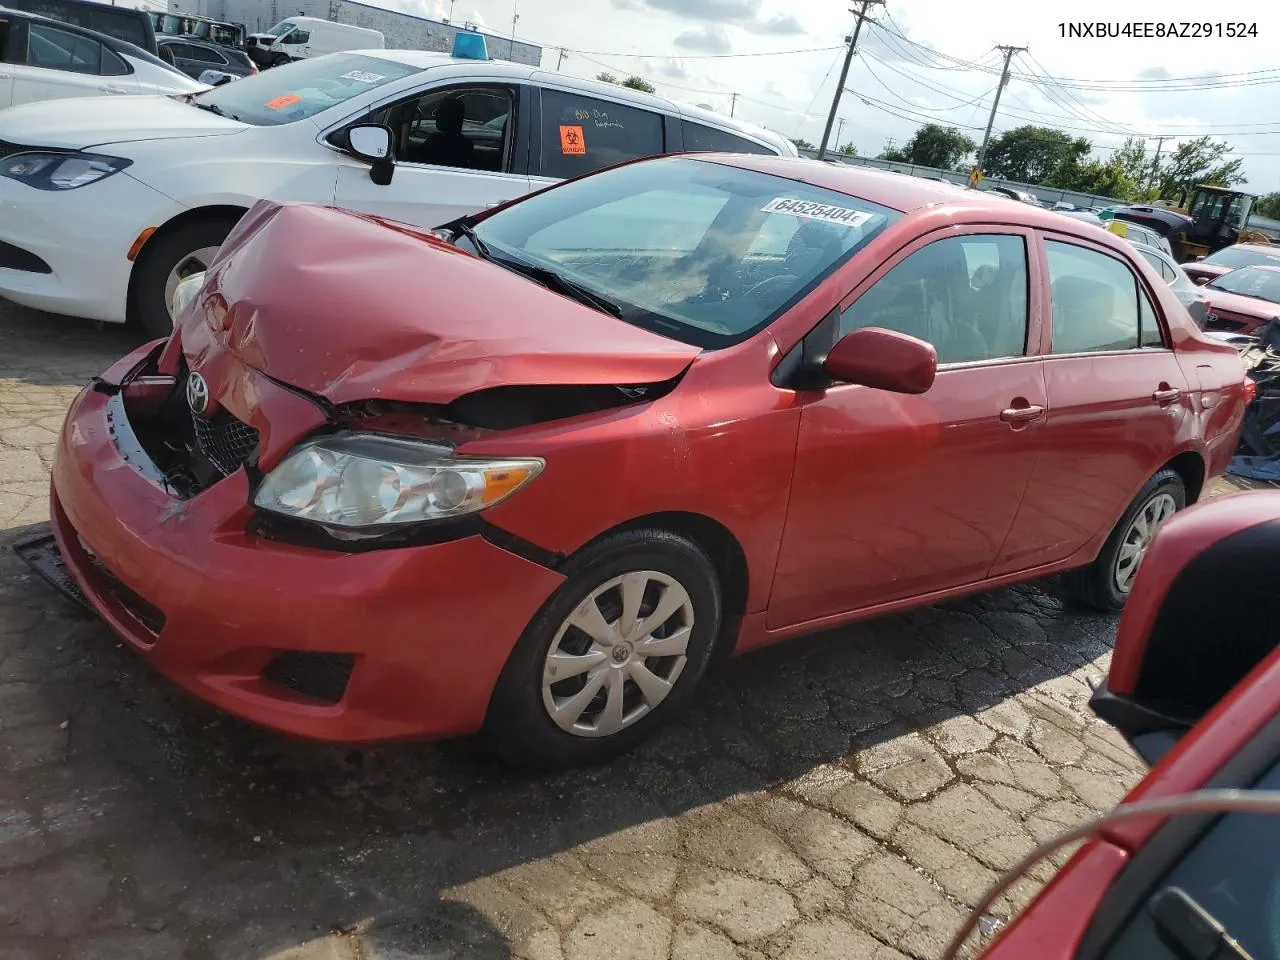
[0, 300, 1253, 960]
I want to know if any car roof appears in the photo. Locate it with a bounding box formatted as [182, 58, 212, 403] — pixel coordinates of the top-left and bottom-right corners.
[0, 6, 157, 58]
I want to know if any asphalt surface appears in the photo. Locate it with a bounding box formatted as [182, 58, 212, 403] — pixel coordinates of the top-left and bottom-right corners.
[0, 299, 1248, 960]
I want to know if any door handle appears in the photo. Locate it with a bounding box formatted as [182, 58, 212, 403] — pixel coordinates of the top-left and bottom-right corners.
[1153, 387, 1181, 404]
[1000, 404, 1044, 424]
[0, 72, 11, 79]
[99, 85, 129, 94]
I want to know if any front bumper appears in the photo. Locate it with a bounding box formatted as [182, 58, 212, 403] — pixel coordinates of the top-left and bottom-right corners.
[44, 345, 565, 742]
[0, 172, 178, 324]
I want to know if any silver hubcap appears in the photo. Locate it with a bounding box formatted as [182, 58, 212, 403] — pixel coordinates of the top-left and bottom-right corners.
[1114, 493, 1178, 593]
[163, 246, 221, 324]
[541, 570, 694, 738]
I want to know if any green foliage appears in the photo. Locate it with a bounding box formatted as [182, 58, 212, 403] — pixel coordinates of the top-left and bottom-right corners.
[595, 72, 618, 84]
[1256, 192, 1280, 220]
[621, 76, 656, 93]
[791, 137, 815, 150]
[984, 125, 1091, 184]
[838, 142, 857, 156]
[885, 123, 976, 170]
[1156, 136, 1247, 200]
[1047, 158, 1139, 201]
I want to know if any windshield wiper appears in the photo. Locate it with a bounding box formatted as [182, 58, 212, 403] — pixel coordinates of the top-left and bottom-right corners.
[499, 261, 625, 318]
[191, 101, 240, 122]
[452, 219, 493, 260]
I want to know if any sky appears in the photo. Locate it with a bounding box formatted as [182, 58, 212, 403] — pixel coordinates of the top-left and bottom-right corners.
[377, 0, 1280, 193]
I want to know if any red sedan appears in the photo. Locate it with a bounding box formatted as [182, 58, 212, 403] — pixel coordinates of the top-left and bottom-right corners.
[973, 490, 1280, 960]
[1202, 263, 1280, 336]
[1183, 242, 1280, 286]
[26, 154, 1251, 766]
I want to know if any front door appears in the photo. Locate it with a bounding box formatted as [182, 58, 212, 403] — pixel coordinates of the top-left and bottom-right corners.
[995, 236, 1191, 574]
[768, 228, 1049, 629]
[332, 83, 531, 229]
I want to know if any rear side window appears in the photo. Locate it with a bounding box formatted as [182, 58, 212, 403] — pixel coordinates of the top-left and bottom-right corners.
[9, 0, 149, 47]
[1047, 240, 1151, 353]
[184, 43, 226, 64]
[681, 120, 774, 155]
[27, 22, 103, 73]
[538, 89, 664, 179]
[100, 44, 128, 75]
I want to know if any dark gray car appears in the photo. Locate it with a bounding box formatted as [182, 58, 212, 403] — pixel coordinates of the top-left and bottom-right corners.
[156, 36, 254, 80]
[1131, 241, 1210, 327]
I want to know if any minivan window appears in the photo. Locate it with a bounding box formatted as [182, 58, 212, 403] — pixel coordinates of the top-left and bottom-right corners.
[27, 22, 104, 74]
[473, 156, 900, 348]
[7, 0, 150, 49]
[681, 120, 774, 156]
[189, 53, 419, 126]
[538, 89, 664, 180]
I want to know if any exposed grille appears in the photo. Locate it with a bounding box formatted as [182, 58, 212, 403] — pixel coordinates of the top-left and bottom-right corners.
[191, 408, 259, 476]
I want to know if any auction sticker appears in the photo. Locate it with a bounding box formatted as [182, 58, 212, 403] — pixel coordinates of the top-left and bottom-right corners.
[265, 93, 301, 109]
[341, 70, 385, 83]
[762, 198, 872, 228]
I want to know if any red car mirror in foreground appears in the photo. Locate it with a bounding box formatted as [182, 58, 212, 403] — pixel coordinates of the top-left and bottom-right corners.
[964, 490, 1280, 960]
[823, 327, 938, 394]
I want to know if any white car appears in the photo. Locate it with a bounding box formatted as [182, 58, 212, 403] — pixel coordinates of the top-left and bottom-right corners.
[0, 8, 206, 108]
[0, 50, 794, 336]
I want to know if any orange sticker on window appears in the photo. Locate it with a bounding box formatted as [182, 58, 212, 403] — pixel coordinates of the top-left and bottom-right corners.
[265, 93, 301, 110]
[559, 124, 586, 155]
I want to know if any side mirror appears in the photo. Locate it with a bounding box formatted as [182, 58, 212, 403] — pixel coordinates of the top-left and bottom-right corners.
[1194, 255, 1206, 262]
[346, 123, 396, 186]
[823, 327, 937, 394]
[1194, 276, 1210, 285]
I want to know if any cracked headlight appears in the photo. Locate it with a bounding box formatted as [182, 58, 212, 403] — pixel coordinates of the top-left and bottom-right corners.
[171, 271, 206, 321]
[253, 433, 544, 529]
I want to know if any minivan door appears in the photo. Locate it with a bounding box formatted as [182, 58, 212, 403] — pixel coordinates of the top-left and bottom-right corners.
[331, 82, 532, 229]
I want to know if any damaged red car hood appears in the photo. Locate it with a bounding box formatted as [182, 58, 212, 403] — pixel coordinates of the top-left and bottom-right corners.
[186, 202, 701, 406]
[1204, 287, 1280, 322]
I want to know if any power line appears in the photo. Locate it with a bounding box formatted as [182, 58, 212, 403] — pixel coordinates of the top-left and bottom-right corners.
[818, 0, 885, 160]
[859, 49, 996, 108]
[974, 45, 1026, 179]
[533, 42, 843, 61]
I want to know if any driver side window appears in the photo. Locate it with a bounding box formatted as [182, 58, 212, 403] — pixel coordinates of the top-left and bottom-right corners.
[374, 86, 515, 173]
[840, 234, 1030, 365]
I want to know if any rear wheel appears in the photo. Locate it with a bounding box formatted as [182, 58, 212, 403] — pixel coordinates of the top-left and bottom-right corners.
[130, 217, 238, 339]
[1064, 467, 1186, 612]
[483, 529, 722, 769]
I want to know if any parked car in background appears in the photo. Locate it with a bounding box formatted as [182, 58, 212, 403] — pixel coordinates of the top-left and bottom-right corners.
[148, 11, 246, 50]
[979, 490, 1280, 960]
[1183, 241, 1280, 285]
[21, 156, 1249, 766]
[1105, 217, 1175, 258]
[157, 36, 255, 80]
[245, 17, 384, 68]
[1130, 241, 1211, 327]
[1200, 264, 1280, 335]
[986, 185, 1043, 206]
[0, 9, 205, 109]
[0, 51, 794, 336]
[2, 0, 156, 52]
[1059, 209, 1106, 228]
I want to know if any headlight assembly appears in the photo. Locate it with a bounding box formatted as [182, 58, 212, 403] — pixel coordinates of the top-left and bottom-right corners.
[253, 433, 544, 530]
[0, 152, 133, 191]
[171, 272, 206, 321]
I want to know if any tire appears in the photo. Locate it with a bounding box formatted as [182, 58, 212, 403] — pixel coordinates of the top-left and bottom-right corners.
[1064, 467, 1186, 612]
[483, 528, 722, 769]
[130, 217, 238, 340]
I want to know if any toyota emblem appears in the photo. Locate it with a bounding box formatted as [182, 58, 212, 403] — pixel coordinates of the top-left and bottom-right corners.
[186, 372, 210, 416]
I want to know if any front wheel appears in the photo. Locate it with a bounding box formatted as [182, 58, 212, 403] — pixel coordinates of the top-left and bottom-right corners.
[483, 529, 722, 769]
[1064, 467, 1186, 612]
[130, 217, 238, 339]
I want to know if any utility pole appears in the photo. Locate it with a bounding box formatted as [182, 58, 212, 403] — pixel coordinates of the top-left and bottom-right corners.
[1146, 135, 1168, 194]
[818, 0, 884, 161]
[557, 47, 568, 70]
[884, 136, 895, 152]
[509, 1, 519, 57]
[835, 117, 847, 150]
[730, 93, 738, 117]
[972, 44, 1027, 183]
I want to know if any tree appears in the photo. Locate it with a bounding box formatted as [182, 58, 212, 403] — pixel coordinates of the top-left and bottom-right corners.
[1257, 192, 1280, 220]
[595, 72, 618, 84]
[622, 76, 656, 93]
[1112, 136, 1155, 195]
[791, 137, 814, 150]
[882, 123, 975, 170]
[1156, 136, 1247, 201]
[984, 125, 1091, 184]
[838, 142, 857, 156]
[1047, 157, 1139, 201]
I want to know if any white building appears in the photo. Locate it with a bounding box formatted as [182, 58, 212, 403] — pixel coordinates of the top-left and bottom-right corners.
[169, 0, 543, 66]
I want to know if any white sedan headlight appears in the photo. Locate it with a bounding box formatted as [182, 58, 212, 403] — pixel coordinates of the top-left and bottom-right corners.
[253, 434, 544, 529]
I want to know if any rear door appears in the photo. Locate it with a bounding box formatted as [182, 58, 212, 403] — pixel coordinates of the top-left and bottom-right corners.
[10, 21, 137, 105]
[994, 233, 1191, 574]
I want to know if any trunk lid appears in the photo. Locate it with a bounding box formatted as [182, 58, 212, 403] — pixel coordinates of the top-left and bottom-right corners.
[184, 201, 701, 406]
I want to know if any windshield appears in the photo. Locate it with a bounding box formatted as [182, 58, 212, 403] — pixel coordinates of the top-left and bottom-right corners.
[1208, 267, 1280, 305]
[1204, 246, 1280, 270]
[189, 54, 419, 126]
[267, 20, 295, 37]
[471, 157, 901, 348]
